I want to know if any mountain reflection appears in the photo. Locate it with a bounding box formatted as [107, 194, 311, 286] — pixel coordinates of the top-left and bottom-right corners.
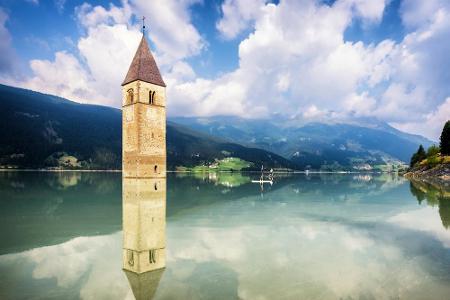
[0, 171, 121, 255]
[2, 172, 450, 299]
[122, 177, 166, 299]
[177, 171, 252, 187]
[409, 179, 450, 229]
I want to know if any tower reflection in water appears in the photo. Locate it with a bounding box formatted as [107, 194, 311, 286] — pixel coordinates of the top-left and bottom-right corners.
[122, 177, 166, 299]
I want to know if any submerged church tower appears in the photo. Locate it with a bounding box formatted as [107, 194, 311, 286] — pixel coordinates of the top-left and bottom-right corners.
[122, 34, 166, 178]
[121, 30, 167, 299]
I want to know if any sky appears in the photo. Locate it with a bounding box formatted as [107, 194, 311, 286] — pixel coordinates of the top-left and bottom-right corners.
[0, 0, 449, 140]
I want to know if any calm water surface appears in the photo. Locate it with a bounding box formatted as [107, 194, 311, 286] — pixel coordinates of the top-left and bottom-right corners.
[1, 172, 450, 299]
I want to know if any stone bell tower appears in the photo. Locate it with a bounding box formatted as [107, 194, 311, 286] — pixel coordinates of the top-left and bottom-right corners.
[122, 30, 167, 296]
[122, 34, 166, 178]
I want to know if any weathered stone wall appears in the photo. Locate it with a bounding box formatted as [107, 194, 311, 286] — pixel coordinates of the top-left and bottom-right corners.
[122, 80, 166, 178]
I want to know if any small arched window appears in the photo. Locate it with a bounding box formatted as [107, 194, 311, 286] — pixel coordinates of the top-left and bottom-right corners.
[154, 165, 158, 173]
[149, 91, 156, 105]
[126, 88, 134, 105]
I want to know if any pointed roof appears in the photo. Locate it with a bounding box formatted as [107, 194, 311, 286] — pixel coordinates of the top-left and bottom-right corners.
[122, 36, 166, 87]
[124, 269, 165, 300]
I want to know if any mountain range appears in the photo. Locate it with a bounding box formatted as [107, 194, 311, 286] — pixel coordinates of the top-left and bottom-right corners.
[0, 84, 294, 170]
[171, 116, 433, 170]
[0, 84, 433, 171]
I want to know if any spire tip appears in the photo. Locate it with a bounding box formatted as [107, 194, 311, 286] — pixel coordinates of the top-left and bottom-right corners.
[142, 16, 146, 35]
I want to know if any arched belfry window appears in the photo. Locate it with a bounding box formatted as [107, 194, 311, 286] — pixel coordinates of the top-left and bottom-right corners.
[149, 91, 156, 105]
[126, 88, 134, 105]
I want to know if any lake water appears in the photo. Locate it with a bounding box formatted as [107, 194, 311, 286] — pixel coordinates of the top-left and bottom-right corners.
[1, 171, 450, 299]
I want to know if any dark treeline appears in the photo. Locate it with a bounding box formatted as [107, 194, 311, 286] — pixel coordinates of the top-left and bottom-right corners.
[410, 120, 450, 168]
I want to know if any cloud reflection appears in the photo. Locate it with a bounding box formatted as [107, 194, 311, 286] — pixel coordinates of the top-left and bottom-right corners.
[1, 174, 450, 299]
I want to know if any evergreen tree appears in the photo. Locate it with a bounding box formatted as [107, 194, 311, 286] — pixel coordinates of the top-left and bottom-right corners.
[440, 120, 450, 155]
[427, 145, 440, 157]
[410, 144, 426, 167]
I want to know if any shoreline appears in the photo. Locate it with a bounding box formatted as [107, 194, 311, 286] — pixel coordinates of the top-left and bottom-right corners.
[0, 168, 400, 175]
[0, 169, 122, 173]
[407, 174, 450, 193]
[404, 162, 450, 186]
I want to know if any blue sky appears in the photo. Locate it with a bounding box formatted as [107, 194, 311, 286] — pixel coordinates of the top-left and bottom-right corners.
[3, 0, 404, 77]
[0, 0, 449, 140]
[2, 0, 257, 78]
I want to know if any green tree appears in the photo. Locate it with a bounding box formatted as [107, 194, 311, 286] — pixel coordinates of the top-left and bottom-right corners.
[410, 144, 426, 167]
[439, 198, 450, 229]
[409, 181, 426, 204]
[440, 120, 450, 155]
[427, 145, 440, 157]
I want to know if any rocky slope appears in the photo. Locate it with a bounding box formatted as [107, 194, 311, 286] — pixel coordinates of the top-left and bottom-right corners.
[405, 158, 450, 185]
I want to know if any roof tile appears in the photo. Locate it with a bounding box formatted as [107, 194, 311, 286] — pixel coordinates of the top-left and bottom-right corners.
[122, 36, 166, 87]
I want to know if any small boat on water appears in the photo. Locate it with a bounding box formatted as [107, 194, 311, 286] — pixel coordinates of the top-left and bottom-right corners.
[252, 165, 274, 185]
[251, 180, 273, 184]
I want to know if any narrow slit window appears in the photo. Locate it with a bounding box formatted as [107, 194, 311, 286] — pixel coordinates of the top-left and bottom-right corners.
[149, 249, 156, 264]
[154, 165, 158, 173]
[127, 250, 134, 266]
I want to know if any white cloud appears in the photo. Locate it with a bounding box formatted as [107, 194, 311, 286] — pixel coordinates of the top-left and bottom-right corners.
[375, 83, 427, 122]
[0, 232, 132, 299]
[216, 0, 267, 40]
[389, 205, 450, 247]
[169, 0, 392, 118]
[75, 1, 133, 28]
[130, 0, 205, 62]
[345, 0, 388, 23]
[168, 60, 196, 81]
[3, 1, 140, 106]
[167, 0, 449, 140]
[391, 98, 450, 141]
[6, 0, 205, 107]
[378, 2, 450, 139]
[166, 204, 450, 299]
[302, 105, 328, 120]
[343, 92, 376, 116]
[3, 0, 450, 139]
[400, 0, 450, 29]
[23, 51, 97, 103]
[10, 21, 141, 106]
[77, 23, 142, 105]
